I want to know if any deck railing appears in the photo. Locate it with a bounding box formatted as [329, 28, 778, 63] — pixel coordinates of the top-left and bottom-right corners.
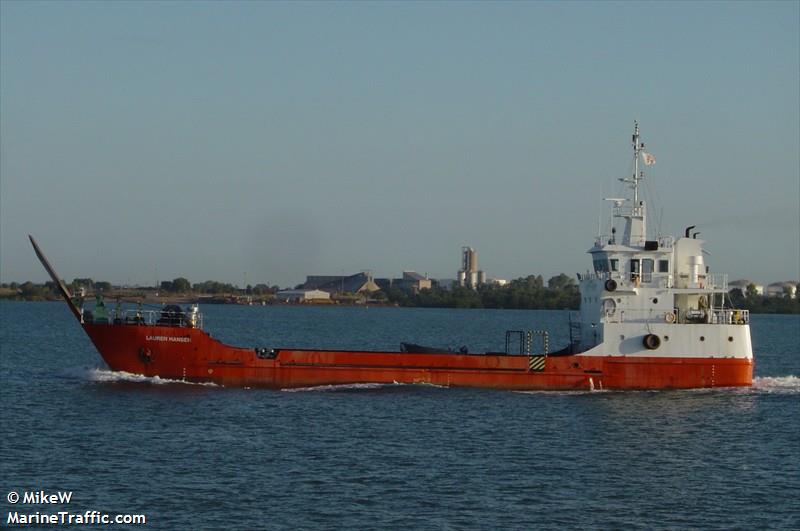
[581, 271, 673, 289]
[82, 308, 204, 329]
[603, 307, 749, 325]
[593, 234, 675, 249]
[581, 271, 730, 291]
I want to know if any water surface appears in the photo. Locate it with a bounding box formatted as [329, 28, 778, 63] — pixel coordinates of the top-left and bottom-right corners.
[1, 302, 798, 529]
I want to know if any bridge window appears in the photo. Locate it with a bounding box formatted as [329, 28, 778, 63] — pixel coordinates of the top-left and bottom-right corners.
[658, 260, 669, 273]
[610, 259, 619, 272]
[593, 258, 609, 273]
[642, 259, 654, 282]
[629, 259, 640, 282]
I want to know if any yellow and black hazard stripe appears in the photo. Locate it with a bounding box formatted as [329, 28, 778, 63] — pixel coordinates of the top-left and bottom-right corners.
[528, 355, 546, 372]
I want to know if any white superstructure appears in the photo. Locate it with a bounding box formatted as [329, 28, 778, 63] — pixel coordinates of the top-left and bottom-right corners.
[574, 123, 753, 360]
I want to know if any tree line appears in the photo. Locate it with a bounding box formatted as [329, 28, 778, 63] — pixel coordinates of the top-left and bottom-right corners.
[0, 277, 278, 300]
[386, 274, 581, 310]
[728, 286, 800, 314]
[159, 278, 279, 295]
[2, 276, 798, 314]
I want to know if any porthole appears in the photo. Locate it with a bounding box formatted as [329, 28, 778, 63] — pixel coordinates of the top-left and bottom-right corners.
[664, 335, 669, 341]
[728, 337, 734, 342]
[653, 298, 659, 304]
[700, 336, 705, 342]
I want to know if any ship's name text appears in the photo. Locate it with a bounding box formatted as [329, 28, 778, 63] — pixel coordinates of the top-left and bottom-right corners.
[146, 335, 191, 343]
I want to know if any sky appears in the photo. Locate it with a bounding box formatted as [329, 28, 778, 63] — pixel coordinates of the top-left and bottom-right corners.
[1, 1, 798, 289]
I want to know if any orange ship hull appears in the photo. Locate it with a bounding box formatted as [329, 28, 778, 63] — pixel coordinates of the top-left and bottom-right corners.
[83, 323, 753, 390]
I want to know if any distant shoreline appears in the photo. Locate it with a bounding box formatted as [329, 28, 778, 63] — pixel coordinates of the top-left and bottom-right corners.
[0, 292, 391, 307]
[2, 294, 798, 315]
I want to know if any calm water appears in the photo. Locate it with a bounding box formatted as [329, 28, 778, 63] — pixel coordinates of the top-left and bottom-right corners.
[1, 301, 798, 530]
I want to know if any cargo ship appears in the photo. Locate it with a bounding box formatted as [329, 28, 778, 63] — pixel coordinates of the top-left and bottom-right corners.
[31, 124, 753, 390]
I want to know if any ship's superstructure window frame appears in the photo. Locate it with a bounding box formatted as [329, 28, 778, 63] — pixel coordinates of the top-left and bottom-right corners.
[593, 257, 610, 273]
[642, 259, 654, 282]
[630, 259, 641, 282]
[658, 259, 669, 273]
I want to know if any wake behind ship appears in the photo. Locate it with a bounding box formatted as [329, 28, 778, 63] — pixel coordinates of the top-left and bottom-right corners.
[31, 124, 753, 390]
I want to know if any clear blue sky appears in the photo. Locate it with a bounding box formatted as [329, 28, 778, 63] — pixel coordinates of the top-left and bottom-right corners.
[2, 1, 798, 288]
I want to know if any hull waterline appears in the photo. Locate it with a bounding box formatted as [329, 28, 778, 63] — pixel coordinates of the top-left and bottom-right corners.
[84, 323, 753, 390]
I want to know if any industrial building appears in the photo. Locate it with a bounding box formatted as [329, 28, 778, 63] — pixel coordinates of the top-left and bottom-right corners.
[275, 289, 331, 303]
[300, 272, 380, 295]
[457, 246, 486, 289]
[375, 271, 433, 294]
[729, 279, 764, 296]
[765, 281, 798, 298]
[730, 279, 798, 298]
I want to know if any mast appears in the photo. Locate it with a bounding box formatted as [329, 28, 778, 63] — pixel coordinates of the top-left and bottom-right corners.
[616, 121, 647, 247]
[632, 120, 640, 205]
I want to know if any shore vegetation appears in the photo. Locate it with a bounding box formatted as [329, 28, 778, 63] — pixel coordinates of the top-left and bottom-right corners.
[3, 277, 798, 314]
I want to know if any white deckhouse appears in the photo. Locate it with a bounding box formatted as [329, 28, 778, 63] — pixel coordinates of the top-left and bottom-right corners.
[574, 123, 753, 362]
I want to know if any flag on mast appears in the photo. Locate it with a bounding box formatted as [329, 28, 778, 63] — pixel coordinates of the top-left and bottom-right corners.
[641, 151, 656, 165]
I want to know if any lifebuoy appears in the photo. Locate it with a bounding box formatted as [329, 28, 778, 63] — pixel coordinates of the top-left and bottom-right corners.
[665, 312, 676, 323]
[605, 279, 617, 292]
[643, 334, 661, 350]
